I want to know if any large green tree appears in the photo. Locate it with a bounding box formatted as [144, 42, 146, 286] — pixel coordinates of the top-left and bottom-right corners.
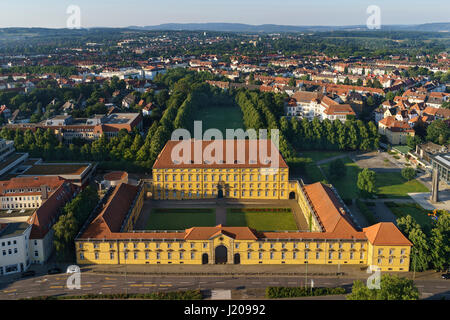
[357, 168, 376, 197]
[347, 275, 419, 300]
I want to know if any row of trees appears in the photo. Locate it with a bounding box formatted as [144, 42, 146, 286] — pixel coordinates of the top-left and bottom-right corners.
[397, 211, 449, 272]
[53, 186, 100, 261]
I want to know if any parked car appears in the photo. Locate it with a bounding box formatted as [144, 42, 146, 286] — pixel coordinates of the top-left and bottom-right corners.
[47, 267, 62, 275]
[21, 270, 36, 278]
[442, 273, 450, 280]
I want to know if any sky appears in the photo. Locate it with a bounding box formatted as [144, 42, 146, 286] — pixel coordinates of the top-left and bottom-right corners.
[0, 0, 449, 28]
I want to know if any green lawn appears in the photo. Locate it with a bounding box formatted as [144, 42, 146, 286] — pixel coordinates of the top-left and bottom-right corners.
[193, 105, 244, 135]
[146, 208, 216, 230]
[320, 156, 361, 199]
[376, 172, 429, 199]
[226, 209, 298, 231]
[299, 151, 345, 163]
[303, 162, 328, 184]
[384, 202, 433, 232]
[320, 156, 429, 200]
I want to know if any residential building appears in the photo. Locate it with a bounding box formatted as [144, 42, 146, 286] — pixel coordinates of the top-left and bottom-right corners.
[378, 116, 415, 145]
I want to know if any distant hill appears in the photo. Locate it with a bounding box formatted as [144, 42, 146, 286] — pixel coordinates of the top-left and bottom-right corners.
[128, 22, 450, 33]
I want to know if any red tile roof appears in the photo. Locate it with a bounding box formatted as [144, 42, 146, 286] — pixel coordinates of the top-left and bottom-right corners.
[153, 139, 288, 169]
[363, 223, 412, 246]
[28, 182, 78, 239]
[303, 182, 360, 236]
[81, 183, 139, 238]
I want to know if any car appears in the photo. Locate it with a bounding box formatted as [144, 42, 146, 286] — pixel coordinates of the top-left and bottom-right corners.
[21, 270, 36, 278]
[47, 267, 62, 275]
[442, 273, 450, 280]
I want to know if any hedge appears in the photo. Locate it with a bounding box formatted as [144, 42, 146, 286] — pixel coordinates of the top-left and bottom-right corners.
[266, 286, 346, 298]
[22, 290, 203, 300]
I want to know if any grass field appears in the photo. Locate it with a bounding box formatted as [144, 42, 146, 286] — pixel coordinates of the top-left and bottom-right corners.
[376, 172, 429, 198]
[146, 208, 216, 230]
[384, 202, 433, 232]
[320, 156, 361, 199]
[193, 105, 244, 135]
[320, 156, 429, 199]
[299, 151, 345, 163]
[226, 208, 298, 231]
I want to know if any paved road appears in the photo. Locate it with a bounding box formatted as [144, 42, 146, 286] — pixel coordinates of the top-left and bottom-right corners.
[1, 272, 448, 300]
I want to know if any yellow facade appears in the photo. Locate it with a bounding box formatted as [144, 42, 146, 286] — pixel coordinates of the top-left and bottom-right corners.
[76, 233, 410, 271]
[151, 167, 290, 200]
[366, 243, 411, 272]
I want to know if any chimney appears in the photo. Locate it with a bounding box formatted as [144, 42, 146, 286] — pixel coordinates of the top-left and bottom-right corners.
[41, 185, 48, 200]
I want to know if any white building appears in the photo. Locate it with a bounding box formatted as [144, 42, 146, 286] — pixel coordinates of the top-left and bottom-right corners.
[0, 222, 32, 275]
[285, 91, 356, 122]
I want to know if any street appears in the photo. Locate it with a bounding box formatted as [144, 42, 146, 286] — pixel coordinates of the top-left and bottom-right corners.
[1, 272, 449, 300]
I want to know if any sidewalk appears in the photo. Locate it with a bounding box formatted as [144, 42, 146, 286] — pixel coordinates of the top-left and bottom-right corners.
[79, 263, 444, 280]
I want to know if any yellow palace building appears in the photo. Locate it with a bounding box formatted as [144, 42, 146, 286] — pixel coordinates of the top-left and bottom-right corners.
[75, 140, 412, 272]
[151, 139, 290, 200]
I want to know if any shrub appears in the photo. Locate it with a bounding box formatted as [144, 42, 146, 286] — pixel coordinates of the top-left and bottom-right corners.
[22, 290, 203, 300]
[401, 167, 416, 181]
[265, 286, 346, 298]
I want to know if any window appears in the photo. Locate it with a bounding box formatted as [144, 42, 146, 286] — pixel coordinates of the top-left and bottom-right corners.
[110, 252, 114, 260]
[95, 252, 99, 260]
[80, 252, 84, 260]
[180, 252, 184, 260]
[270, 252, 274, 259]
[156, 252, 160, 259]
[259, 252, 263, 259]
[304, 252, 308, 259]
[203, 243, 207, 249]
[134, 252, 138, 260]
[281, 252, 285, 260]
[191, 252, 195, 260]
[247, 252, 251, 259]
[316, 252, 320, 259]
[328, 252, 333, 259]
[168, 252, 172, 260]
